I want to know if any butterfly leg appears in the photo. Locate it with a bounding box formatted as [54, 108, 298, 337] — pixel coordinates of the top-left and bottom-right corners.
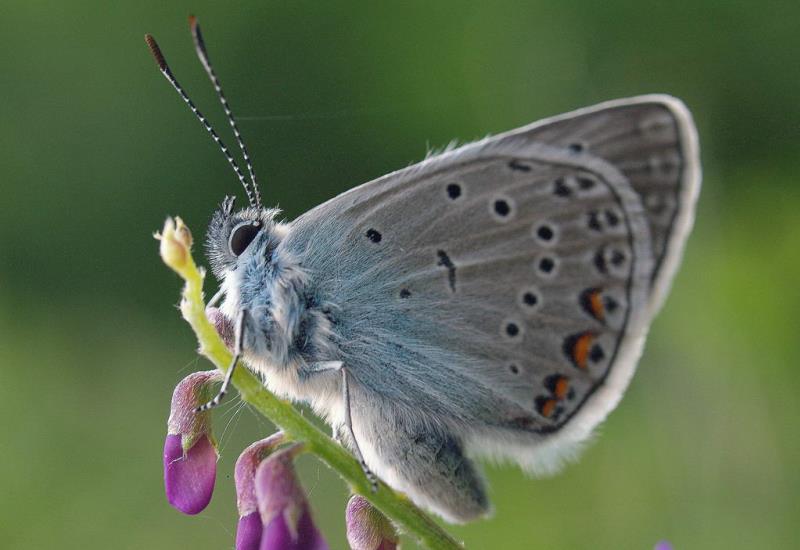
[303, 361, 378, 491]
[206, 287, 225, 308]
[196, 308, 247, 412]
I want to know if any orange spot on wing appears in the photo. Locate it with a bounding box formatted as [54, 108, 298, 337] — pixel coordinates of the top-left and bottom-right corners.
[589, 290, 605, 321]
[554, 377, 570, 400]
[573, 332, 595, 369]
[535, 396, 559, 418]
[581, 287, 606, 321]
[541, 399, 557, 418]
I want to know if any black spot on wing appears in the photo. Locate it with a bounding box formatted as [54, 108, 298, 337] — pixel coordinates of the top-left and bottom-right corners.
[446, 183, 462, 199]
[594, 250, 608, 274]
[553, 177, 572, 198]
[568, 142, 585, 154]
[523, 292, 538, 306]
[508, 159, 532, 172]
[538, 256, 556, 274]
[494, 199, 511, 217]
[505, 322, 520, 337]
[590, 344, 605, 363]
[536, 225, 554, 242]
[436, 250, 457, 292]
[588, 211, 603, 231]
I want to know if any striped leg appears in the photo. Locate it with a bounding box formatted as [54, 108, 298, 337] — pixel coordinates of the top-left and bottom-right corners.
[195, 308, 246, 412]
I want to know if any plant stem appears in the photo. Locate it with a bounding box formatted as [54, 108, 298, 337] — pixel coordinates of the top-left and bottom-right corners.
[157, 217, 463, 550]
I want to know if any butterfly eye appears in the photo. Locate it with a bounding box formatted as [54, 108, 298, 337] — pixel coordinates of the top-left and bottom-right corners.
[228, 221, 262, 256]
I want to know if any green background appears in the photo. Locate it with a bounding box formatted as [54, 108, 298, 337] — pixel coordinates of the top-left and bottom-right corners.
[1, 1, 797, 549]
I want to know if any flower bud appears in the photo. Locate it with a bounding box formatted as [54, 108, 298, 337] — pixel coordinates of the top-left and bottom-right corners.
[207, 306, 235, 350]
[345, 495, 399, 550]
[255, 443, 328, 550]
[156, 216, 193, 272]
[163, 370, 221, 515]
[234, 433, 286, 550]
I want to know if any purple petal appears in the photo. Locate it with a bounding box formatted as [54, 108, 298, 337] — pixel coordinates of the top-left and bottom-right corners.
[164, 433, 217, 515]
[260, 507, 328, 550]
[654, 542, 673, 550]
[236, 511, 263, 550]
[167, 370, 220, 437]
[235, 433, 286, 517]
[254, 446, 306, 522]
[255, 445, 328, 550]
[346, 495, 398, 550]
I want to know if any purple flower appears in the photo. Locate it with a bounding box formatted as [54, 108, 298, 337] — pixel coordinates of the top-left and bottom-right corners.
[254, 443, 328, 550]
[163, 370, 222, 515]
[346, 495, 399, 550]
[654, 542, 673, 550]
[234, 433, 286, 550]
[236, 512, 263, 550]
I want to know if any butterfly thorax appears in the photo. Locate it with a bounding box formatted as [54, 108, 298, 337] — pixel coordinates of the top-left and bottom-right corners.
[206, 200, 341, 395]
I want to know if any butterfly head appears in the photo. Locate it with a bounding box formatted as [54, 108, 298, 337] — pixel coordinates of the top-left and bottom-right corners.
[144, 28, 278, 281]
[205, 195, 284, 281]
[147, 22, 333, 381]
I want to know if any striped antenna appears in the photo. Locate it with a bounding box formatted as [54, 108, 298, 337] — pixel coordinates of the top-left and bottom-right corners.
[189, 16, 262, 208]
[144, 34, 259, 208]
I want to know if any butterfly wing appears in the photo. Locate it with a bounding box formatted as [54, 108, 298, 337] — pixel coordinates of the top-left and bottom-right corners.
[281, 96, 699, 476]
[518, 94, 701, 315]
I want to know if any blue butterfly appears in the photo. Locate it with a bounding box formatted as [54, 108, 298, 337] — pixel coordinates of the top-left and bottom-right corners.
[147, 21, 699, 522]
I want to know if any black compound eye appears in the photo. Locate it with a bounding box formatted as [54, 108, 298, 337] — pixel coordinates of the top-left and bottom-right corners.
[228, 221, 262, 256]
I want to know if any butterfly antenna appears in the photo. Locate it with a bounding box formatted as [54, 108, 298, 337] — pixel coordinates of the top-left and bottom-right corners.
[144, 34, 258, 208]
[189, 16, 262, 208]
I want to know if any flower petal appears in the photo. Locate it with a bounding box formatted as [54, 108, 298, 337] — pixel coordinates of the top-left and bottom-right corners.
[164, 433, 217, 515]
[255, 445, 328, 550]
[166, 370, 220, 444]
[346, 495, 399, 550]
[260, 508, 328, 550]
[236, 511, 263, 550]
[235, 433, 286, 517]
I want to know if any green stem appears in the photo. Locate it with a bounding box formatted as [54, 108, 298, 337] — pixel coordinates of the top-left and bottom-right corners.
[158, 217, 462, 550]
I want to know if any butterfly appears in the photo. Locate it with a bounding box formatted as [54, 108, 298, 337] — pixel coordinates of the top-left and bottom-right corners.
[146, 19, 700, 523]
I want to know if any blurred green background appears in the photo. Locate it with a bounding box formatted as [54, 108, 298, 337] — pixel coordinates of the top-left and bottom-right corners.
[1, 1, 798, 548]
